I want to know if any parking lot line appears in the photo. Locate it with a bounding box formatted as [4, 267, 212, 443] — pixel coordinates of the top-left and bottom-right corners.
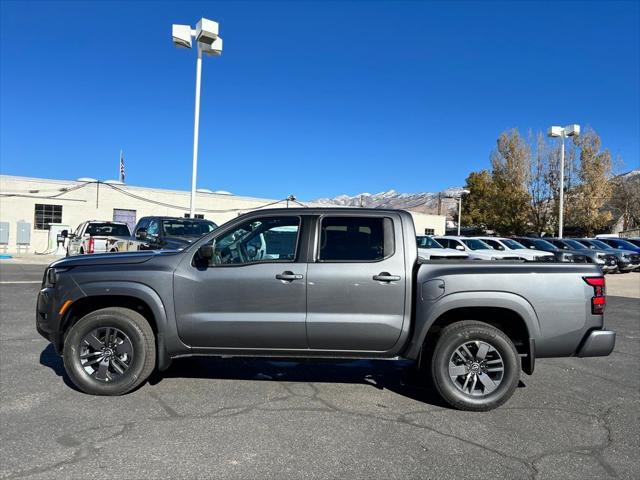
[0, 280, 42, 284]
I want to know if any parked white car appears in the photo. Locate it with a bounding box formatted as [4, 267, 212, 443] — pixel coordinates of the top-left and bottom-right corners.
[434, 236, 523, 260]
[473, 237, 555, 262]
[416, 236, 469, 260]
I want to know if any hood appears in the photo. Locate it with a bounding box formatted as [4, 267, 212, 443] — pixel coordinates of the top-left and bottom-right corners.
[49, 250, 180, 268]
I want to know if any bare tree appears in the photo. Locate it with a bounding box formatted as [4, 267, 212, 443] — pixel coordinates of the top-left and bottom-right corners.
[572, 129, 613, 236]
[490, 129, 531, 234]
[528, 132, 553, 235]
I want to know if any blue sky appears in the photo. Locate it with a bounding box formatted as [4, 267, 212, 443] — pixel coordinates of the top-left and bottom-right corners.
[1, 1, 638, 200]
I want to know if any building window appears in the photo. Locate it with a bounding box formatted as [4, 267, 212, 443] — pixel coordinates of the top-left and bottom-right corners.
[34, 204, 62, 230]
[424, 228, 435, 235]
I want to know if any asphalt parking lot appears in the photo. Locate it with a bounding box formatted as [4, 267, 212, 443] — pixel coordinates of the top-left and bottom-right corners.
[1, 263, 638, 479]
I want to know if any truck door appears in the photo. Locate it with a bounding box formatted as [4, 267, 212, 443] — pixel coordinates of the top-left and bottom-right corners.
[173, 214, 308, 349]
[306, 214, 407, 352]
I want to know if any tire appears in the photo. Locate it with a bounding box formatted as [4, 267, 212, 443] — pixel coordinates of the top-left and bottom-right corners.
[429, 321, 519, 411]
[63, 307, 156, 395]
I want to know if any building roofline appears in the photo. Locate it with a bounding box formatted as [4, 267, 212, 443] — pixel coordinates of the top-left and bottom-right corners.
[0, 174, 277, 203]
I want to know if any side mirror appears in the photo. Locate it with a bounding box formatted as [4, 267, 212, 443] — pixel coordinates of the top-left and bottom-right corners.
[136, 228, 147, 240]
[61, 230, 68, 238]
[455, 245, 465, 251]
[199, 244, 214, 261]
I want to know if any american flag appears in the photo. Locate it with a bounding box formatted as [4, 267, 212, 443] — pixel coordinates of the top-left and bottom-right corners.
[119, 150, 125, 183]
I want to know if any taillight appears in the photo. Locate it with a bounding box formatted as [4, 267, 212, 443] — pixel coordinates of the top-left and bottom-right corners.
[583, 276, 606, 314]
[88, 237, 95, 254]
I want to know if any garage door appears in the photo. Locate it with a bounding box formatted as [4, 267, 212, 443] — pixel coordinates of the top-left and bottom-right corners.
[113, 209, 137, 233]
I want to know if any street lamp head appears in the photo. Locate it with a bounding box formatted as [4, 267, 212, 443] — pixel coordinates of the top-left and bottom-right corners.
[201, 36, 223, 56]
[196, 18, 219, 45]
[172, 24, 192, 48]
[564, 124, 580, 137]
[547, 126, 563, 138]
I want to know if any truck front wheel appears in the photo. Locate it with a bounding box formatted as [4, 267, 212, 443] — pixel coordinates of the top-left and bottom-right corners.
[63, 307, 156, 395]
[429, 321, 520, 411]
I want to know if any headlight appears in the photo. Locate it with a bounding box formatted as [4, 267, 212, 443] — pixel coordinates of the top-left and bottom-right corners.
[42, 267, 67, 288]
[562, 253, 573, 262]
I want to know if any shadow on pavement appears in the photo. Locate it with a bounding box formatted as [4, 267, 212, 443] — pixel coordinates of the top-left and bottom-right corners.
[151, 356, 452, 407]
[39, 344, 80, 392]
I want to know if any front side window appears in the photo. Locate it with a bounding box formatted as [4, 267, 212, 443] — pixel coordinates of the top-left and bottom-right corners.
[34, 204, 62, 230]
[319, 216, 394, 261]
[212, 216, 300, 265]
[146, 220, 160, 236]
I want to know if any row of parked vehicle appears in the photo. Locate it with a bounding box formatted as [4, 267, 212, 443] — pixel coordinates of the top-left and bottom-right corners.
[61, 217, 640, 274]
[417, 234, 640, 273]
[61, 217, 217, 256]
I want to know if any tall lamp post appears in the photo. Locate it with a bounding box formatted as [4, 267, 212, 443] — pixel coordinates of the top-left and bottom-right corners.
[547, 124, 580, 238]
[172, 19, 223, 218]
[456, 189, 471, 236]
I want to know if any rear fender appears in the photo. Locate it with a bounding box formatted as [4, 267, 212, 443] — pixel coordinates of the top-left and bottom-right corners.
[405, 291, 541, 360]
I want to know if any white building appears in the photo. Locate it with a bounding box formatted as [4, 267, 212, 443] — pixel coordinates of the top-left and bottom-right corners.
[0, 175, 445, 253]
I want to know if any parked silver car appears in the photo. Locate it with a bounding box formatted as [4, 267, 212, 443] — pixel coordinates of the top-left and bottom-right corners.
[473, 237, 555, 262]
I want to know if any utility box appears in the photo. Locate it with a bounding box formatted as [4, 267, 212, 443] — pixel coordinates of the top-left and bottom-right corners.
[0, 222, 8, 245]
[16, 221, 31, 245]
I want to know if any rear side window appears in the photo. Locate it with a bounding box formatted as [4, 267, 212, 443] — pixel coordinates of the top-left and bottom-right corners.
[318, 216, 394, 261]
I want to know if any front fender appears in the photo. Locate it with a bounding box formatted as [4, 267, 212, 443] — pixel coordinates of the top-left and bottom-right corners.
[404, 291, 541, 360]
[76, 281, 181, 370]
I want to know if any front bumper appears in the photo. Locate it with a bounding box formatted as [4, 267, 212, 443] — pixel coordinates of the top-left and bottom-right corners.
[36, 287, 64, 353]
[577, 330, 616, 357]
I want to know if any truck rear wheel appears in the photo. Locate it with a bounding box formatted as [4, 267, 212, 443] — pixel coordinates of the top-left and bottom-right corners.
[63, 307, 156, 395]
[429, 321, 519, 411]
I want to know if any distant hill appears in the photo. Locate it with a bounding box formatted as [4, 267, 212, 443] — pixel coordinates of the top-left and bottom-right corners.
[313, 188, 465, 217]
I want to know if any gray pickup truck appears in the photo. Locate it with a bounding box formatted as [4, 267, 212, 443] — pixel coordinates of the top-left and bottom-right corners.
[37, 208, 615, 411]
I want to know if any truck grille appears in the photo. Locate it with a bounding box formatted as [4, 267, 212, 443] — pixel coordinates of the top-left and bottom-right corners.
[604, 254, 618, 266]
[629, 254, 640, 265]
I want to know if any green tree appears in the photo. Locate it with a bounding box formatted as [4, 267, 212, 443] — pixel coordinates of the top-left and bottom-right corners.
[460, 170, 496, 230]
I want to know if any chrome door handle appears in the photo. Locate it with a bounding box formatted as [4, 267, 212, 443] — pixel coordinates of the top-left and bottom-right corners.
[276, 271, 304, 281]
[373, 272, 401, 282]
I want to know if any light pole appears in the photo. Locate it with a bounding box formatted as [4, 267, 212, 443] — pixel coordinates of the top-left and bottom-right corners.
[172, 19, 223, 218]
[456, 189, 471, 236]
[547, 124, 580, 238]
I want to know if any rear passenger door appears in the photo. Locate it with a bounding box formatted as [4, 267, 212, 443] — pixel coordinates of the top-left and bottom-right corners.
[305, 214, 407, 352]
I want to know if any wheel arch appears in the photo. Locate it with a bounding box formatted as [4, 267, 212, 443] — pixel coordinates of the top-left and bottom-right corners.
[61, 282, 172, 370]
[408, 291, 540, 374]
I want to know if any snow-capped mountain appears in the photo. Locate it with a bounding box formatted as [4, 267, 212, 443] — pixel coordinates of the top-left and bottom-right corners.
[313, 188, 464, 216]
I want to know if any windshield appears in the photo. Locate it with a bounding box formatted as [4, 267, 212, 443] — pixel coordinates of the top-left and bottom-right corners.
[162, 219, 217, 236]
[589, 239, 612, 249]
[609, 239, 639, 250]
[461, 239, 491, 250]
[527, 239, 556, 251]
[501, 239, 526, 250]
[85, 223, 130, 236]
[417, 236, 443, 249]
[563, 239, 587, 250]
